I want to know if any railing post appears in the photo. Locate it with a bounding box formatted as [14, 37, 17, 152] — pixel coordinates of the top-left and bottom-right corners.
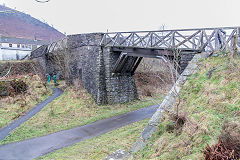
[198, 30, 203, 51]
[192, 36, 196, 49]
[233, 28, 239, 58]
[171, 31, 175, 48]
[150, 32, 153, 47]
[215, 29, 220, 52]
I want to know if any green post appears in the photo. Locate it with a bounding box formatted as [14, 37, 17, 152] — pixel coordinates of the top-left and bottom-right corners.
[53, 75, 56, 85]
[48, 75, 51, 83]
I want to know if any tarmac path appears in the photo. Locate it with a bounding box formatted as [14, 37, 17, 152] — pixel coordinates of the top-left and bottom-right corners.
[0, 104, 159, 160]
[0, 88, 63, 142]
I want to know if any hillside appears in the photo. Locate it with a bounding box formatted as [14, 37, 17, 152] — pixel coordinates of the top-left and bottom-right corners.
[134, 55, 240, 159]
[0, 5, 64, 42]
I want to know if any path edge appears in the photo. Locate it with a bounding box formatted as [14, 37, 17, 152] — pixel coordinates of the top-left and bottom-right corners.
[0, 88, 63, 142]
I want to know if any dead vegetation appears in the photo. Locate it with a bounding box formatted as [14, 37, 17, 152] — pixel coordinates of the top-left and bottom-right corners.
[204, 122, 240, 160]
[0, 79, 27, 97]
[0, 60, 44, 78]
[135, 58, 174, 98]
[0, 74, 51, 128]
[0, 61, 51, 128]
[165, 112, 186, 135]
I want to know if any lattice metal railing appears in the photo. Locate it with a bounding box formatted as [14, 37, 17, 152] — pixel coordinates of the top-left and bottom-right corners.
[100, 27, 240, 53]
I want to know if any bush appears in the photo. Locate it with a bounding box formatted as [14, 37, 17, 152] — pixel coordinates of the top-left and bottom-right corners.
[0, 79, 27, 98]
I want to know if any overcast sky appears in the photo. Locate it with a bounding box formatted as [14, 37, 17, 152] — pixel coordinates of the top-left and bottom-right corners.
[0, 0, 239, 35]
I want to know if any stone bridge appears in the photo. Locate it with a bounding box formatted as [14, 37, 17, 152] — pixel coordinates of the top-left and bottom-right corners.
[31, 27, 240, 105]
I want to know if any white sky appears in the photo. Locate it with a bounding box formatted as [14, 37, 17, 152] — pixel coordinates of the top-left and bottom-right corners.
[0, 0, 239, 35]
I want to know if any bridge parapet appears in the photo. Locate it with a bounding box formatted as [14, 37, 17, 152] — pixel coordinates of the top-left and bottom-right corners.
[100, 27, 240, 53]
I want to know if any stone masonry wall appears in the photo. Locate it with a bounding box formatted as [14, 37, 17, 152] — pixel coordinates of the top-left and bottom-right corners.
[102, 47, 138, 104]
[66, 34, 138, 104]
[67, 33, 103, 102]
[179, 52, 195, 73]
[30, 45, 48, 76]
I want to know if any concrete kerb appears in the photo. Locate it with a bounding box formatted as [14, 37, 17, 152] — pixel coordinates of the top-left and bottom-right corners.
[104, 52, 210, 160]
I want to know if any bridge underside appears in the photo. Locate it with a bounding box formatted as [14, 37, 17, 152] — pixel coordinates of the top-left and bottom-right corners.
[110, 46, 199, 74]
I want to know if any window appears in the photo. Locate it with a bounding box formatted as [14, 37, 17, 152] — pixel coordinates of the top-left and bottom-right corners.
[25, 45, 28, 48]
[21, 44, 25, 48]
[9, 43, 12, 47]
[17, 44, 20, 48]
[28, 45, 32, 49]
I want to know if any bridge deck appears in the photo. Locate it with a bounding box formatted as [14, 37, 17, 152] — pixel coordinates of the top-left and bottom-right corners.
[101, 27, 240, 53]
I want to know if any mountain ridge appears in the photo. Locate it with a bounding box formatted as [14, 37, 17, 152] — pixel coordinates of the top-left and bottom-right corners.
[0, 5, 65, 43]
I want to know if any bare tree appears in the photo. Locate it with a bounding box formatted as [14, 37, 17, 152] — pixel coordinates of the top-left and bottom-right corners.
[156, 49, 182, 116]
[136, 48, 182, 117]
[47, 37, 72, 85]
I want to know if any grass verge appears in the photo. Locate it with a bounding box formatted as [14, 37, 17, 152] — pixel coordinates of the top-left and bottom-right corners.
[133, 56, 240, 159]
[1, 84, 163, 145]
[37, 119, 148, 160]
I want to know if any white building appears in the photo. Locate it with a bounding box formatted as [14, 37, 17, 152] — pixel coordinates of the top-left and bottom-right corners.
[0, 36, 47, 60]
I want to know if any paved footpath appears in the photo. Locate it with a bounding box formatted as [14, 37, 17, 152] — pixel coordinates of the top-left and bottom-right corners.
[0, 104, 158, 160]
[0, 88, 63, 141]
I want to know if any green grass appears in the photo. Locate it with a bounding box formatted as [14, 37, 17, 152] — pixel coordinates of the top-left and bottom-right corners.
[36, 119, 148, 160]
[0, 75, 52, 128]
[1, 84, 163, 145]
[133, 56, 240, 159]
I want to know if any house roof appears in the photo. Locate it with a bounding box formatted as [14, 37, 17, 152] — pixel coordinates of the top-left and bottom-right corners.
[0, 36, 48, 45]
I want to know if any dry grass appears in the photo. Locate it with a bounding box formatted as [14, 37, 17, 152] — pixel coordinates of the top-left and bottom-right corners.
[0, 74, 52, 128]
[134, 56, 240, 159]
[0, 60, 44, 78]
[135, 58, 173, 99]
[135, 72, 172, 98]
